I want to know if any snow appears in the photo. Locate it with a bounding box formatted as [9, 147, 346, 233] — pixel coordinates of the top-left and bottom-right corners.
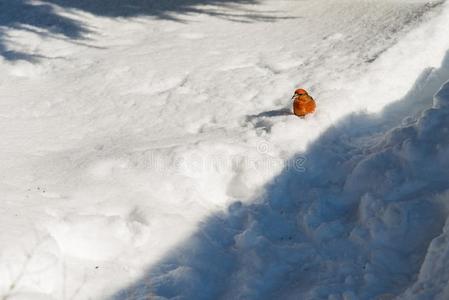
[1, 0, 449, 299]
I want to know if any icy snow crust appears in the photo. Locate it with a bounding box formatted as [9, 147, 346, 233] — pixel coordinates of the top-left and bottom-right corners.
[1, 0, 449, 299]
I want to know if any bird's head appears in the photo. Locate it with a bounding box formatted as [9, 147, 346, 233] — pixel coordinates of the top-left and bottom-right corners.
[292, 88, 308, 100]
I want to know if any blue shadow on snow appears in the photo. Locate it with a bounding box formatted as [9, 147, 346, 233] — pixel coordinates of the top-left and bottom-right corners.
[0, 0, 295, 61]
[111, 50, 449, 300]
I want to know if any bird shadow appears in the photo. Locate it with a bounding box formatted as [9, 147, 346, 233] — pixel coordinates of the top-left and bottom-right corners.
[246, 107, 293, 120]
[110, 50, 449, 300]
[245, 107, 293, 133]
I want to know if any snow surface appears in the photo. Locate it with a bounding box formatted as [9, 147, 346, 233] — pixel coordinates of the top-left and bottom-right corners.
[1, 0, 449, 299]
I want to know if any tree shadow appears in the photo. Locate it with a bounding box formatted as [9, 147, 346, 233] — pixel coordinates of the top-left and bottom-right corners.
[110, 50, 449, 300]
[0, 0, 87, 61]
[0, 0, 295, 61]
[42, 0, 294, 22]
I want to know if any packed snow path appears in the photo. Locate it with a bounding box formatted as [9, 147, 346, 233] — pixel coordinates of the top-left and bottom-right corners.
[1, 0, 449, 299]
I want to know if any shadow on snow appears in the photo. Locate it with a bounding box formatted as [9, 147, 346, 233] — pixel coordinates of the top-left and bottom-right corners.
[111, 51, 449, 299]
[0, 0, 86, 61]
[0, 0, 294, 61]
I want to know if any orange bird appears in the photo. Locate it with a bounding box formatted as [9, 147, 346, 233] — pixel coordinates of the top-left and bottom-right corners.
[292, 88, 316, 117]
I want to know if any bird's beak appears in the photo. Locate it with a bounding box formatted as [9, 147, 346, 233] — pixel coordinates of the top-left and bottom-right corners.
[291, 94, 296, 100]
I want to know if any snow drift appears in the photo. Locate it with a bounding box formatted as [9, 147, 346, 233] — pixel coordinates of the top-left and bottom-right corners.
[113, 58, 449, 300]
[1, 0, 449, 299]
[110, 2, 449, 294]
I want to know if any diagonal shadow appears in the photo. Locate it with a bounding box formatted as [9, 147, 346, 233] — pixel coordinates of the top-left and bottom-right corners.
[0, 0, 295, 61]
[110, 51, 449, 300]
[42, 0, 290, 22]
[0, 0, 87, 61]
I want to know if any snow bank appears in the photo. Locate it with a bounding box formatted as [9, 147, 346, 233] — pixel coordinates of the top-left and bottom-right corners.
[114, 67, 449, 300]
[1, 0, 449, 299]
[397, 81, 449, 300]
[112, 2, 449, 298]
